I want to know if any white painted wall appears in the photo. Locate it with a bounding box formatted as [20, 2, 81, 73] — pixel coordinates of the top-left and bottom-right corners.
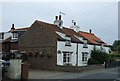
[78, 44, 91, 66]
[0, 32, 12, 43]
[57, 41, 77, 66]
[57, 40, 110, 67]
[78, 44, 110, 66]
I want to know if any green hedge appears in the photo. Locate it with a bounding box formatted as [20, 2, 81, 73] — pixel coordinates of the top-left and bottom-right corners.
[88, 47, 116, 65]
[110, 54, 120, 58]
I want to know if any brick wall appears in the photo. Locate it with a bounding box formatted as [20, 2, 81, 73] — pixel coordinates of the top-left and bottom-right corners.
[18, 21, 57, 70]
[2, 42, 18, 52]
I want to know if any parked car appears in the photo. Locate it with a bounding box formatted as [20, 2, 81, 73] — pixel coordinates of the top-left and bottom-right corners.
[0, 59, 6, 67]
[0, 59, 10, 78]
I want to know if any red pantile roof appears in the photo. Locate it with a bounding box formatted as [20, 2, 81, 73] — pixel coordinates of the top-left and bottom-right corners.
[36, 20, 65, 33]
[36, 20, 82, 43]
[79, 31, 108, 46]
[62, 27, 82, 43]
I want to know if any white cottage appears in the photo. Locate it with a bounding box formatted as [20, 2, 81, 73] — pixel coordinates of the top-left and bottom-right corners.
[54, 15, 110, 66]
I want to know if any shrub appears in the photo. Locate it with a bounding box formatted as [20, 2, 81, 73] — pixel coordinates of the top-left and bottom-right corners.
[88, 46, 112, 65]
[88, 58, 99, 65]
[109, 54, 120, 61]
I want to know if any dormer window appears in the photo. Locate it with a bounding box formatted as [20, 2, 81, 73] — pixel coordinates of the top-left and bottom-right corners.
[100, 44, 104, 50]
[12, 32, 18, 39]
[0, 33, 4, 39]
[65, 35, 71, 46]
[100, 42, 104, 50]
[65, 40, 71, 46]
[83, 40, 88, 48]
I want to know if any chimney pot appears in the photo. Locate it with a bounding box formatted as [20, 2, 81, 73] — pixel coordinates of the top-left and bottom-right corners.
[12, 24, 14, 27]
[89, 29, 92, 33]
[59, 15, 61, 20]
[74, 22, 76, 26]
[55, 16, 58, 20]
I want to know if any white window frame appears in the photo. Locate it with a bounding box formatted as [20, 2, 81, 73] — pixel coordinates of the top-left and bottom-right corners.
[65, 40, 71, 46]
[100, 44, 104, 51]
[65, 36, 71, 46]
[63, 53, 71, 64]
[82, 52, 88, 63]
[12, 32, 18, 39]
[83, 40, 88, 48]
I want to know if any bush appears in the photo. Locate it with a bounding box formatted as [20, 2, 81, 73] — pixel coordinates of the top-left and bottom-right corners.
[110, 54, 120, 58]
[88, 58, 99, 65]
[109, 54, 120, 61]
[88, 46, 112, 65]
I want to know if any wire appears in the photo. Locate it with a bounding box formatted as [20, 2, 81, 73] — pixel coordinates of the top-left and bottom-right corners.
[96, 22, 118, 34]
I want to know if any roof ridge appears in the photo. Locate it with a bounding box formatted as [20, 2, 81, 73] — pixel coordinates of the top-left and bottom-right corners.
[15, 27, 30, 29]
[36, 20, 57, 27]
[79, 31, 94, 35]
[63, 27, 78, 33]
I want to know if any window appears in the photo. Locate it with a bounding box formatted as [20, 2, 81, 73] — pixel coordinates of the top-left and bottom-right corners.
[0, 33, 4, 39]
[82, 52, 88, 62]
[65, 40, 71, 46]
[63, 53, 71, 64]
[100, 45, 103, 50]
[83, 40, 88, 48]
[65, 36, 71, 46]
[100, 43, 104, 51]
[12, 32, 18, 39]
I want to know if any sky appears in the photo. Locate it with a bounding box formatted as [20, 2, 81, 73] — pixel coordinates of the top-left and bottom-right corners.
[0, 0, 119, 45]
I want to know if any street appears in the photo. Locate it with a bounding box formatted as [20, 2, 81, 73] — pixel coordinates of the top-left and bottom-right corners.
[29, 67, 119, 81]
[0, 67, 119, 81]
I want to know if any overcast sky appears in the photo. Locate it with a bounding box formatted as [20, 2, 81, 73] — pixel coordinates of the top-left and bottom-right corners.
[0, 0, 119, 45]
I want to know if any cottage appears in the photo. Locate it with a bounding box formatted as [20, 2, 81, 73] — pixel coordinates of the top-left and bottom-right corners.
[0, 15, 110, 70]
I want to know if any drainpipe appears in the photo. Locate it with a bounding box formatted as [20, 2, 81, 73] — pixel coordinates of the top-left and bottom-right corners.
[76, 43, 78, 66]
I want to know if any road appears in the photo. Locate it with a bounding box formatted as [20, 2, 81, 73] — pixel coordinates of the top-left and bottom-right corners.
[77, 67, 118, 79]
[29, 67, 119, 81]
[0, 67, 119, 81]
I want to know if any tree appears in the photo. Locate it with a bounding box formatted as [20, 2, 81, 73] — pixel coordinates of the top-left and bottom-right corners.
[112, 40, 120, 51]
[88, 46, 110, 65]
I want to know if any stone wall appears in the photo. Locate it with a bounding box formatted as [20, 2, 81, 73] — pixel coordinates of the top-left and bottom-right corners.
[53, 64, 105, 72]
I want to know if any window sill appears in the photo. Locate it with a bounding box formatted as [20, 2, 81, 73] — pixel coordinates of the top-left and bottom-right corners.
[82, 61, 87, 64]
[83, 46, 88, 48]
[63, 63, 73, 66]
[12, 38, 18, 40]
[65, 45, 71, 46]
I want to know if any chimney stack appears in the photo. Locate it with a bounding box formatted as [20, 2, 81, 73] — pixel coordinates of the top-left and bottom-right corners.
[89, 29, 92, 33]
[11, 24, 15, 30]
[54, 15, 63, 28]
